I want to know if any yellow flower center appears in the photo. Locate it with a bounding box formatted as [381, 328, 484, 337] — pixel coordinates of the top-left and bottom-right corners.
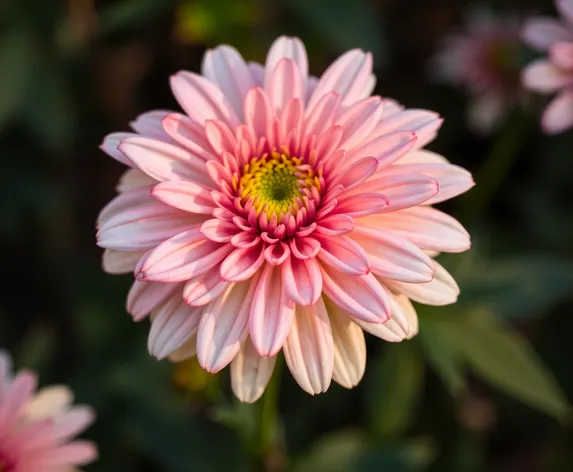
[235, 152, 321, 215]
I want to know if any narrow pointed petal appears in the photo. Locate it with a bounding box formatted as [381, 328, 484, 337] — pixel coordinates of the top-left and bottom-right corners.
[170, 71, 239, 126]
[152, 181, 216, 214]
[244, 87, 274, 139]
[202, 45, 254, 117]
[383, 261, 459, 306]
[140, 228, 233, 282]
[360, 207, 471, 253]
[119, 136, 212, 186]
[231, 338, 277, 403]
[183, 266, 230, 306]
[265, 36, 309, 83]
[220, 242, 266, 282]
[127, 281, 180, 321]
[148, 297, 203, 359]
[282, 256, 322, 305]
[197, 279, 257, 373]
[265, 58, 304, 112]
[351, 225, 435, 283]
[316, 234, 370, 275]
[320, 265, 390, 323]
[283, 300, 333, 395]
[308, 49, 373, 108]
[102, 249, 144, 274]
[325, 298, 366, 388]
[250, 263, 295, 357]
[542, 90, 573, 134]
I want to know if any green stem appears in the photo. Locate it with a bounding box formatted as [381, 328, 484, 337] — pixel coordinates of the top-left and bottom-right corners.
[461, 111, 532, 227]
[258, 359, 283, 470]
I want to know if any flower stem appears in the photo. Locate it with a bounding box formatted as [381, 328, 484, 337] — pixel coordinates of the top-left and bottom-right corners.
[257, 359, 283, 471]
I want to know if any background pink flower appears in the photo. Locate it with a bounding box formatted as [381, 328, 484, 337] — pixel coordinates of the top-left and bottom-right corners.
[522, 0, 573, 134]
[432, 6, 523, 133]
[0, 351, 96, 472]
[97, 36, 474, 402]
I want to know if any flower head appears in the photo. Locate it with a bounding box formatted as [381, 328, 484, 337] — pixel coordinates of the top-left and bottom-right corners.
[97, 36, 474, 402]
[432, 7, 523, 133]
[522, 0, 573, 134]
[0, 351, 96, 472]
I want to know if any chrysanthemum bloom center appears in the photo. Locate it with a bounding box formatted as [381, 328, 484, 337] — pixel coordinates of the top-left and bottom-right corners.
[237, 152, 320, 215]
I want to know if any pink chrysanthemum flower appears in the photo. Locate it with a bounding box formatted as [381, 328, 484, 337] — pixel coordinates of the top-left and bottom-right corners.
[432, 7, 523, 133]
[97, 36, 474, 402]
[522, 0, 573, 134]
[0, 351, 96, 472]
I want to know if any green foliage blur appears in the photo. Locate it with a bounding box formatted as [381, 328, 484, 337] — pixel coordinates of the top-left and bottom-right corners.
[1, 0, 573, 471]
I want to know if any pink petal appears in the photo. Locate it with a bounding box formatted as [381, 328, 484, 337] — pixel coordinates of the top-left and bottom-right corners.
[265, 58, 304, 113]
[52, 407, 95, 441]
[371, 109, 442, 150]
[170, 71, 239, 127]
[354, 311, 408, 343]
[351, 225, 436, 283]
[383, 260, 459, 306]
[542, 89, 573, 134]
[303, 92, 341, 136]
[127, 280, 180, 321]
[249, 263, 295, 357]
[282, 255, 322, 305]
[183, 266, 230, 306]
[162, 113, 217, 162]
[264, 241, 291, 265]
[201, 218, 241, 242]
[558, 0, 573, 24]
[346, 131, 417, 169]
[326, 298, 366, 388]
[130, 110, 174, 141]
[97, 202, 199, 252]
[393, 293, 418, 339]
[152, 181, 216, 214]
[116, 168, 157, 192]
[522, 58, 573, 92]
[201, 45, 254, 117]
[248, 62, 265, 85]
[315, 214, 354, 236]
[357, 173, 438, 212]
[550, 41, 573, 70]
[168, 333, 198, 362]
[102, 249, 144, 274]
[361, 206, 470, 253]
[265, 36, 309, 85]
[332, 193, 389, 218]
[220, 242, 266, 282]
[522, 17, 573, 51]
[320, 265, 390, 323]
[148, 297, 203, 359]
[244, 87, 274, 140]
[140, 228, 233, 282]
[308, 49, 373, 108]
[100, 132, 135, 167]
[231, 338, 277, 403]
[197, 279, 257, 373]
[119, 136, 212, 186]
[0, 372, 37, 432]
[315, 234, 370, 275]
[331, 157, 378, 190]
[335, 97, 384, 150]
[97, 185, 153, 228]
[204, 119, 238, 158]
[283, 300, 333, 395]
[40, 441, 98, 467]
[398, 149, 448, 165]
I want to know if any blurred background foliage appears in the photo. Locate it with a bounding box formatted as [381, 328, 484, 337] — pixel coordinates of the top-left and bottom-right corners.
[1, 0, 573, 471]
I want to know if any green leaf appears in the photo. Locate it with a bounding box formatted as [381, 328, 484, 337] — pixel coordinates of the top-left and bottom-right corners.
[286, 0, 386, 63]
[0, 27, 35, 129]
[292, 430, 368, 472]
[457, 256, 573, 320]
[366, 342, 424, 438]
[428, 311, 570, 420]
